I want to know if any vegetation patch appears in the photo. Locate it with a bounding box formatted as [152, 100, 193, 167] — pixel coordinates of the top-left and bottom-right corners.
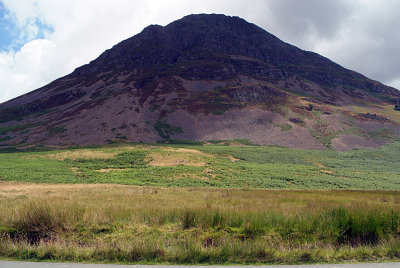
[48, 126, 67, 137]
[0, 136, 11, 142]
[66, 151, 147, 171]
[368, 128, 394, 140]
[289, 117, 306, 127]
[115, 133, 128, 140]
[310, 118, 337, 148]
[207, 139, 256, 146]
[157, 139, 204, 145]
[0, 122, 43, 136]
[0, 106, 32, 123]
[276, 123, 293, 132]
[154, 120, 183, 139]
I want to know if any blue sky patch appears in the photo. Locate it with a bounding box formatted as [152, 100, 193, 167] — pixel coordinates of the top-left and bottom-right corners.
[0, 2, 53, 52]
[0, 2, 15, 51]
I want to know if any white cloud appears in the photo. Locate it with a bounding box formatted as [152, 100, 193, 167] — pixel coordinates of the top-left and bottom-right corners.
[0, 0, 399, 103]
[0, 39, 53, 101]
[311, 0, 400, 88]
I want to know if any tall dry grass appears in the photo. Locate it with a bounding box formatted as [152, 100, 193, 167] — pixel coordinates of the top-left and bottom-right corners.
[1, 182, 400, 264]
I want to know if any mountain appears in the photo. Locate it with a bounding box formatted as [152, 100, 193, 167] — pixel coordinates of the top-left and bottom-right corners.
[1, 14, 400, 150]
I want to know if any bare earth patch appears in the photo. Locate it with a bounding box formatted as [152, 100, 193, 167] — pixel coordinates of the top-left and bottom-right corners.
[320, 169, 334, 174]
[227, 155, 240, 162]
[314, 163, 327, 168]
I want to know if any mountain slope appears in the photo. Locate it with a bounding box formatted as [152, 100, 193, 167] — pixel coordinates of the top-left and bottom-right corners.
[1, 14, 400, 150]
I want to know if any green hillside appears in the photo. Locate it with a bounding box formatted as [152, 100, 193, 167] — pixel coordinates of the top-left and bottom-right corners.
[1, 140, 400, 190]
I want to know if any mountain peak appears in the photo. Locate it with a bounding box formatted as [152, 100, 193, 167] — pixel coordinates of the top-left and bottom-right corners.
[73, 13, 289, 76]
[1, 14, 400, 150]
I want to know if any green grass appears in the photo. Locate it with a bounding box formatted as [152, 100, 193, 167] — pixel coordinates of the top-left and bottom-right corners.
[48, 126, 67, 137]
[1, 140, 400, 263]
[0, 140, 400, 189]
[207, 139, 257, 146]
[368, 128, 394, 140]
[276, 123, 293, 132]
[0, 136, 11, 142]
[153, 120, 183, 139]
[0, 122, 43, 135]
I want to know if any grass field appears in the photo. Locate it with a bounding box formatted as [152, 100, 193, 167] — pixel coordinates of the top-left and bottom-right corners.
[1, 141, 400, 264]
[0, 140, 400, 189]
[1, 182, 400, 264]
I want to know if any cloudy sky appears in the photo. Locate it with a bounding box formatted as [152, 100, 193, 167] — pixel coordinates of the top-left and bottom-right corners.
[0, 0, 399, 103]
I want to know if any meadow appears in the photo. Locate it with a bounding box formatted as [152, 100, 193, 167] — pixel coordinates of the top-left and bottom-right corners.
[0, 139, 400, 189]
[1, 182, 400, 264]
[1, 141, 400, 264]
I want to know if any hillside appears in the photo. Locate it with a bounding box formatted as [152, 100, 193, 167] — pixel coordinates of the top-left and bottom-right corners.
[1, 14, 400, 150]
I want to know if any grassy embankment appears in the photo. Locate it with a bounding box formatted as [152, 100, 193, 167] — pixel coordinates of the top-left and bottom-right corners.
[0, 141, 400, 263]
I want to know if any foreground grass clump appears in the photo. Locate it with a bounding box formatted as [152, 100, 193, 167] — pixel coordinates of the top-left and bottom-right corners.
[10, 201, 68, 244]
[1, 182, 400, 264]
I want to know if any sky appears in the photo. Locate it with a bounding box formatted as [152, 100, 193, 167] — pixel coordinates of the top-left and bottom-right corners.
[0, 0, 399, 103]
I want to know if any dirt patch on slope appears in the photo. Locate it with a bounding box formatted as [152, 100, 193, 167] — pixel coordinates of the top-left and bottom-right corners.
[320, 169, 334, 174]
[313, 163, 327, 168]
[227, 155, 240, 162]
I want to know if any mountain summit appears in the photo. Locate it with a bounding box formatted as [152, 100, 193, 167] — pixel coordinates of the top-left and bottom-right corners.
[1, 14, 399, 150]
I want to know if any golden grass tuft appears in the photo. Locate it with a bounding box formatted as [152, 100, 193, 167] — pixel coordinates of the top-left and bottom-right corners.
[26, 150, 118, 160]
[146, 147, 212, 167]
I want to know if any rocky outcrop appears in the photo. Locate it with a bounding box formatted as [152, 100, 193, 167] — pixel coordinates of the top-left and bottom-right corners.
[72, 14, 400, 101]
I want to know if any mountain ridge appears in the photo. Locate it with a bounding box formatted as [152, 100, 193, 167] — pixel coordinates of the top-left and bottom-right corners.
[1, 13, 399, 150]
